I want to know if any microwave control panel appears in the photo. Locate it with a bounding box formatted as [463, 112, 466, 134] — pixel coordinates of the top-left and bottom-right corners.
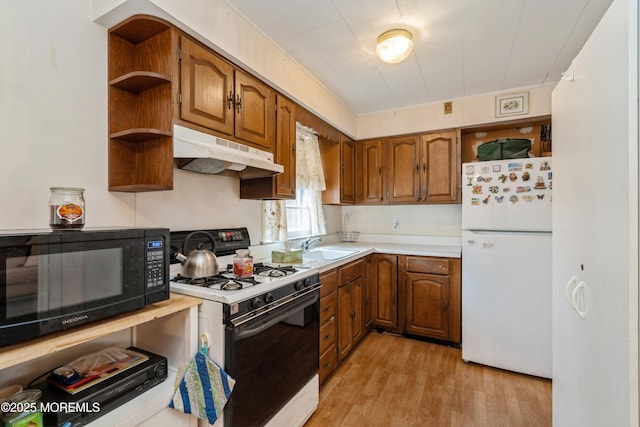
[145, 236, 168, 303]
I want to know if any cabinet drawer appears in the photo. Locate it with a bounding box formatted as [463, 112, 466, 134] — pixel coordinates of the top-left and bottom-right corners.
[320, 292, 337, 324]
[339, 259, 364, 286]
[319, 346, 338, 385]
[320, 269, 338, 297]
[320, 316, 336, 354]
[406, 256, 450, 275]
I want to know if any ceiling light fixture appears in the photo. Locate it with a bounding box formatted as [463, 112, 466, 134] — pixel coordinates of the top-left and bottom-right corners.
[376, 29, 414, 64]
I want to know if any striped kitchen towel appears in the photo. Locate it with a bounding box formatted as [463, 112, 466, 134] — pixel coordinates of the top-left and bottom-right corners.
[169, 351, 235, 424]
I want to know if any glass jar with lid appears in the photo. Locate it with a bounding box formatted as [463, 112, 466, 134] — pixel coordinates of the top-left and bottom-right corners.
[233, 249, 253, 278]
[49, 187, 85, 230]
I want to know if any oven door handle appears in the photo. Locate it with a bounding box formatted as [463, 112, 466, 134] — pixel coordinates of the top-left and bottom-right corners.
[233, 292, 318, 341]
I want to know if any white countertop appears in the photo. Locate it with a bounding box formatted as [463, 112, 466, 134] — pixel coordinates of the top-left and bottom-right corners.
[282, 237, 462, 273]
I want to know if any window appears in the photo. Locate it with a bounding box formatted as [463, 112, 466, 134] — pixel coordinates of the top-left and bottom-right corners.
[262, 124, 326, 242]
[286, 189, 313, 238]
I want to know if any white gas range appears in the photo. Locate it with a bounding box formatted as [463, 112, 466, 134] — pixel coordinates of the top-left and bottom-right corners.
[168, 228, 320, 427]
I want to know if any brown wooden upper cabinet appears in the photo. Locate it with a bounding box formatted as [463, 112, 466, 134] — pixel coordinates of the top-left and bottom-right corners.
[239, 94, 297, 200]
[356, 130, 460, 205]
[179, 36, 275, 153]
[356, 139, 385, 204]
[321, 133, 356, 205]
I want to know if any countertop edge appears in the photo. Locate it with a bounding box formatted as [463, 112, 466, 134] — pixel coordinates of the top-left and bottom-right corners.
[305, 242, 462, 273]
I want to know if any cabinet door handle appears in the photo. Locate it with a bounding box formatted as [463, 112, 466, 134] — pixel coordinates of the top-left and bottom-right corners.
[416, 164, 420, 174]
[236, 94, 242, 113]
[423, 163, 426, 173]
[226, 90, 234, 110]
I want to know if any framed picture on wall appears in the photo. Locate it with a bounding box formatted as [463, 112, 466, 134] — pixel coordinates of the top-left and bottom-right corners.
[495, 92, 529, 117]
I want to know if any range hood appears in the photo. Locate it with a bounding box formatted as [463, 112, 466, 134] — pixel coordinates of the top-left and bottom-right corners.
[173, 124, 283, 178]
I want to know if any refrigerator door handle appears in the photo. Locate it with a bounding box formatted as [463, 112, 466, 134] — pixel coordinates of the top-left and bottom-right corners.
[572, 281, 586, 318]
[564, 275, 577, 309]
[564, 275, 586, 318]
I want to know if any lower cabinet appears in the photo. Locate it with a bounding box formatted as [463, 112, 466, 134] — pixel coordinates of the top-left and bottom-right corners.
[337, 259, 364, 361]
[319, 269, 338, 385]
[369, 254, 461, 344]
[319, 259, 366, 384]
[370, 253, 399, 331]
[402, 256, 461, 343]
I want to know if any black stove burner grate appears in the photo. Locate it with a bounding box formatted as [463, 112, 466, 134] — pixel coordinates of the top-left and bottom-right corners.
[253, 263, 298, 277]
[171, 273, 258, 290]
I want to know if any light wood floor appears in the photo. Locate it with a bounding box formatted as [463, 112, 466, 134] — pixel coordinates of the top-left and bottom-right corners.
[305, 331, 551, 427]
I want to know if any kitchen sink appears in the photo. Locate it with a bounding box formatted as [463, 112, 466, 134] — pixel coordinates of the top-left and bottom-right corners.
[303, 248, 358, 261]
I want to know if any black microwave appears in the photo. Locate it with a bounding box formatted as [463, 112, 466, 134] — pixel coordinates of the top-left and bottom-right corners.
[0, 228, 169, 347]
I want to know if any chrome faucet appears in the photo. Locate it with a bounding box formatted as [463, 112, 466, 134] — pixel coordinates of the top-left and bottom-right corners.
[300, 237, 321, 252]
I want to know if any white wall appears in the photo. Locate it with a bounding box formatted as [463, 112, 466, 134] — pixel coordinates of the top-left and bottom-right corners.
[343, 205, 461, 237]
[357, 84, 554, 139]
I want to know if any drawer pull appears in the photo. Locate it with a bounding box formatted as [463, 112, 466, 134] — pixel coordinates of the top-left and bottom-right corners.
[323, 334, 330, 340]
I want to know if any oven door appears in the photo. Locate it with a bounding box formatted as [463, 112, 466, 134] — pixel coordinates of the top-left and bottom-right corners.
[225, 289, 319, 427]
[0, 230, 151, 346]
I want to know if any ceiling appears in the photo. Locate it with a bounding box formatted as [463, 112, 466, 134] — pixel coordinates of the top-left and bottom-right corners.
[224, 0, 613, 115]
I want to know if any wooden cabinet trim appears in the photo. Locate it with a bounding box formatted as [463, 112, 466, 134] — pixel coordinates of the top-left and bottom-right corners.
[339, 259, 364, 286]
[406, 256, 450, 275]
[320, 269, 339, 297]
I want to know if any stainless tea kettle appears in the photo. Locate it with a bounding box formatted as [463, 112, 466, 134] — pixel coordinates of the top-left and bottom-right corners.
[175, 231, 219, 278]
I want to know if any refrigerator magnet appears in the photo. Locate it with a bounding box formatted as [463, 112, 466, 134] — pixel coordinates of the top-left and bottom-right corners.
[473, 185, 483, 194]
[525, 163, 533, 169]
[537, 194, 545, 200]
[509, 195, 519, 203]
[534, 177, 547, 189]
[482, 195, 491, 204]
[498, 174, 508, 183]
[503, 187, 511, 192]
[522, 172, 530, 181]
[481, 166, 490, 173]
[471, 198, 480, 205]
[489, 186, 499, 193]
[522, 195, 534, 202]
[509, 173, 518, 182]
[516, 186, 531, 193]
[508, 162, 523, 171]
[493, 165, 501, 172]
[540, 161, 551, 171]
[496, 196, 505, 203]
[466, 165, 475, 175]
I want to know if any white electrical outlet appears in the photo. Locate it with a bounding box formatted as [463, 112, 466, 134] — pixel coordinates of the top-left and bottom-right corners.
[392, 217, 399, 231]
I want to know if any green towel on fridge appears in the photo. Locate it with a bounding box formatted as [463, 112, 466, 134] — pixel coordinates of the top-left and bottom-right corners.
[169, 351, 235, 424]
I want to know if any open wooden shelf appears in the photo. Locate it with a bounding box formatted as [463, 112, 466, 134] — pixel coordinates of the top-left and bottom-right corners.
[0, 293, 202, 371]
[109, 128, 172, 142]
[110, 71, 171, 93]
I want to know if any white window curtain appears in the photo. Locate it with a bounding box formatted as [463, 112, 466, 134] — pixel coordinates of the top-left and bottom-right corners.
[262, 199, 288, 243]
[262, 124, 326, 242]
[294, 124, 327, 236]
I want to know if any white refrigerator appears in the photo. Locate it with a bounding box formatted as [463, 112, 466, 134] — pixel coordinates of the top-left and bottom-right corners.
[461, 157, 552, 378]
